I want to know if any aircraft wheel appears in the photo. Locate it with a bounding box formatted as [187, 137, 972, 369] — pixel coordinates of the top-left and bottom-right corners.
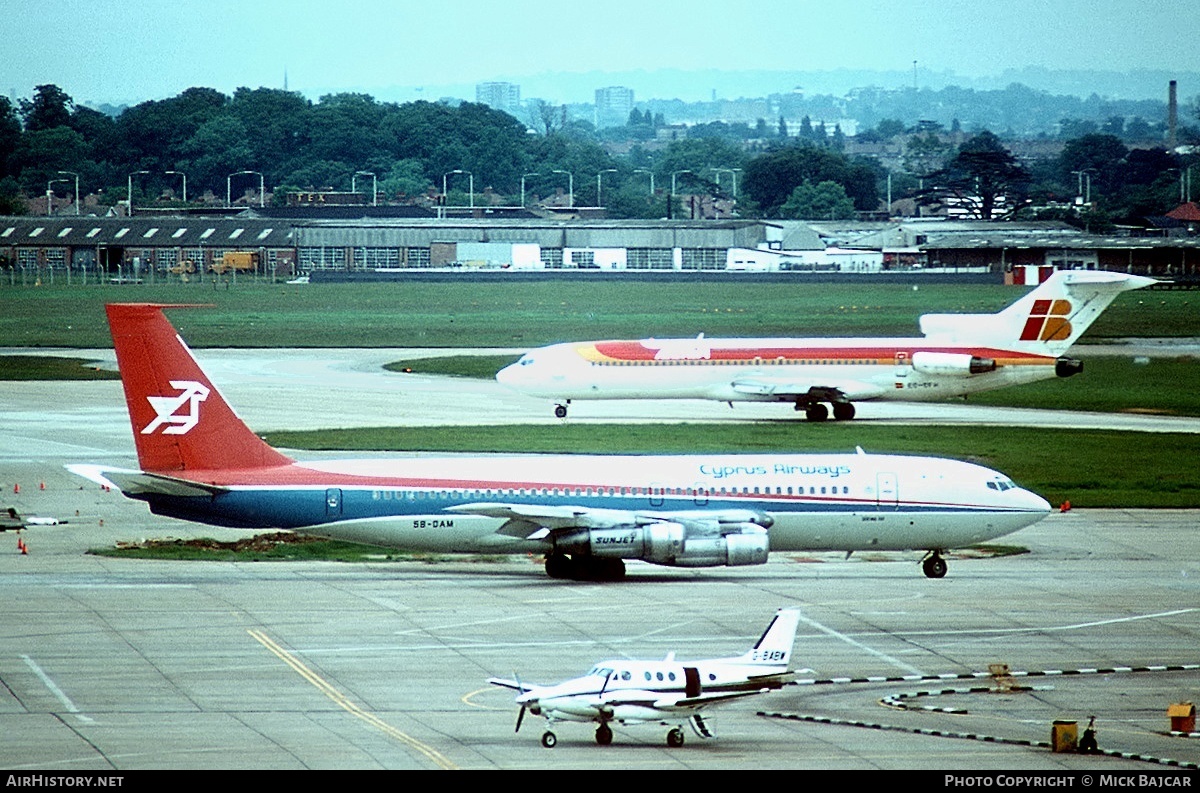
[666, 727, 685, 748]
[805, 403, 829, 422]
[541, 731, 557, 748]
[545, 554, 574, 579]
[596, 723, 613, 745]
[554, 404, 568, 418]
[832, 402, 856, 421]
[923, 553, 948, 579]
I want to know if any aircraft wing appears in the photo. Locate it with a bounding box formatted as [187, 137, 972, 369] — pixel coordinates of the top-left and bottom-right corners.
[729, 376, 886, 401]
[654, 687, 774, 710]
[1, 507, 65, 531]
[487, 677, 538, 693]
[446, 502, 769, 539]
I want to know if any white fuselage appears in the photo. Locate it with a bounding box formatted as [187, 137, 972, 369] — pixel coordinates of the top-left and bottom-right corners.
[155, 452, 1049, 557]
[497, 337, 1060, 404]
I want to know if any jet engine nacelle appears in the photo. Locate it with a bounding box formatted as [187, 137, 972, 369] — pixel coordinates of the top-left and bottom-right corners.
[554, 523, 769, 568]
[1055, 357, 1083, 377]
[911, 351, 997, 377]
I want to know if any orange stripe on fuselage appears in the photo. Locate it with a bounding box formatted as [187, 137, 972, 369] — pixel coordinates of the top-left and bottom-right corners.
[580, 341, 1055, 366]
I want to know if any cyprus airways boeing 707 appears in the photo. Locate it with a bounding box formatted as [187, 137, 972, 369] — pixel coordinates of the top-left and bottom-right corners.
[497, 270, 1156, 420]
[69, 304, 1050, 581]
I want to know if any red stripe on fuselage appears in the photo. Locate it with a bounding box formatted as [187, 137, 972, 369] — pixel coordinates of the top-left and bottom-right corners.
[589, 341, 1054, 364]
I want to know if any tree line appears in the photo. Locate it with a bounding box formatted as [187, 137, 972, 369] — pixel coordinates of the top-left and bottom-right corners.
[0, 83, 1194, 226]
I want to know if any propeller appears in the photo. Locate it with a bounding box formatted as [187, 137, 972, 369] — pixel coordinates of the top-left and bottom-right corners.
[515, 704, 526, 733]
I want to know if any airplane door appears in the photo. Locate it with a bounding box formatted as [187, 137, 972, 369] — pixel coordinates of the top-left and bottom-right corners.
[326, 488, 343, 518]
[649, 483, 665, 508]
[876, 473, 898, 510]
[692, 483, 710, 507]
[684, 667, 701, 698]
[894, 351, 911, 377]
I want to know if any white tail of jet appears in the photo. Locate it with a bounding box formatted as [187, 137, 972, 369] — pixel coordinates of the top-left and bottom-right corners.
[918, 270, 1158, 355]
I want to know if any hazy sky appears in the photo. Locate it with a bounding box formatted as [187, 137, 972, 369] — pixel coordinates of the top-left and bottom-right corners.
[5, 0, 1197, 105]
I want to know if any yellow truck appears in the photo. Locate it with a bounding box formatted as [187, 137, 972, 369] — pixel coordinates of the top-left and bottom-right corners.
[210, 251, 259, 275]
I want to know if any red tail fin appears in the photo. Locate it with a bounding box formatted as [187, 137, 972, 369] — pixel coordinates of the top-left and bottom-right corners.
[106, 303, 293, 473]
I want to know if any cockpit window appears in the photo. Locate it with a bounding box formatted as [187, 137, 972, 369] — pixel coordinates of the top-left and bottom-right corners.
[987, 477, 1017, 492]
[518, 356, 535, 366]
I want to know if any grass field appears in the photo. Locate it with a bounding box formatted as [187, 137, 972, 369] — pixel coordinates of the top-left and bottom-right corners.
[0, 279, 1193, 348]
[261, 424, 1200, 509]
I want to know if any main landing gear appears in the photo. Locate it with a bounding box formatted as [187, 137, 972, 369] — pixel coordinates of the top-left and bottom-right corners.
[545, 553, 627, 582]
[553, 400, 570, 418]
[922, 551, 948, 579]
[796, 401, 856, 422]
[595, 723, 613, 745]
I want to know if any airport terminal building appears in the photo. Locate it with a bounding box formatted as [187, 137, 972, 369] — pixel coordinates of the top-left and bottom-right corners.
[1, 214, 1196, 283]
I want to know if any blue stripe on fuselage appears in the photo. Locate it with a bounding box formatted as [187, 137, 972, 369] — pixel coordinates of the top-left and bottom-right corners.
[134, 486, 1024, 530]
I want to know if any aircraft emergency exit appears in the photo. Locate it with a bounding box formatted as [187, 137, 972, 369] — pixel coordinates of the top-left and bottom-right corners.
[489, 607, 805, 747]
[69, 304, 1050, 582]
[496, 270, 1156, 420]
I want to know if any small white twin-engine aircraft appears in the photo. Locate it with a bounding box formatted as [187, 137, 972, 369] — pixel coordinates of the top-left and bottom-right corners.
[497, 270, 1156, 420]
[489, 607, 805, 748]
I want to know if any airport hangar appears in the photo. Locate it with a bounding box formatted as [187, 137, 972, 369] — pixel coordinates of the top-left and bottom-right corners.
[1, 213, 1197, 283]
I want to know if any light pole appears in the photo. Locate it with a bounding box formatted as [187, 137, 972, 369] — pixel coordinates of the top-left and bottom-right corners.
[671, 169, 692, 196]
[596, 169, 617, 207]
[634, 168, 655, 195]
[58, 170, 80, 215]
[443, 169, 474, 208]
[47, 178, 70, 216]
[552, 169, 574, 208]
[165, 170, 186, 204]
[521, 172, 539, 207]
[128, 170, 149, 216]
[228, 170, 264, 208]
[353, 171, 377, 206]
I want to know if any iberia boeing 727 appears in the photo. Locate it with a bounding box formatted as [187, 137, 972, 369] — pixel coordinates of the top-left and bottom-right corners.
[69, 303, 1050, 581]
[497, 270, 1155, 420]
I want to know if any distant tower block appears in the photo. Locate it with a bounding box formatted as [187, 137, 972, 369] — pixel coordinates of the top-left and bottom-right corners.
[1169, 80, 1178, 150]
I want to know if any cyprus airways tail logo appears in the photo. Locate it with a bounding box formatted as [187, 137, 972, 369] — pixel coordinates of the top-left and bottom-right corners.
[141, 380, 210, 435]
[1019, 298, 1073, 342]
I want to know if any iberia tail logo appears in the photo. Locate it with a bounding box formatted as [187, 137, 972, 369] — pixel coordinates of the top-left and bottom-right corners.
[141, 380, 210, 435]
[1019, 299, 1072, 342]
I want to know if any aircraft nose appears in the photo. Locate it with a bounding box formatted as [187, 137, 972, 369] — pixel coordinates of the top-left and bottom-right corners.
[1017, 488, 1052, 515]
[496, 361, 521, 387]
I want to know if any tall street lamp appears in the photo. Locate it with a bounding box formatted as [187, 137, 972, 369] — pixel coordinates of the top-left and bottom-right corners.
[671, 169, 692, 196]
[553, 169, 574, 208]
[443, 169, 474, 208]
[47, 178, 70, 216]
[228, 170, 264, 208]
[712, 167, 741, 198]
[521, 172, 539, 207]
[596, 168, 617, 207]
[634, 168, 655, 195]
[165, 170, 187, 204]
[127, 170, 149, 216]
[58, 170, 80, 215]
[353, 171, 377, 206]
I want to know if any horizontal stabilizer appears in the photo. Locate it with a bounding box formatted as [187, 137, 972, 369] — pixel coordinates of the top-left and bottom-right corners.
[64, 464, 227, 498]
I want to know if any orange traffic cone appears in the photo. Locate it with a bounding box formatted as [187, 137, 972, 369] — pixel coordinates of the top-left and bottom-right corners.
[1060, 500, 1072, 513]
[39, 481, 45, 490]
[12, 483, 19, 494]
[18, 537, 27, 554]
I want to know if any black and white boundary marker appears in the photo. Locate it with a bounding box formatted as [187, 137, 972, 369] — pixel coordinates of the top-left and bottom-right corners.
[758, 661, 1200, 769]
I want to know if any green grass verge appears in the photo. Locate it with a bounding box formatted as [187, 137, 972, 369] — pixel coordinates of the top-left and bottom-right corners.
[87, 532, 511, 563]
[263, 423, 1200, 509]
[0, 280, 1193, 348]
[0, 355, 121, 380]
